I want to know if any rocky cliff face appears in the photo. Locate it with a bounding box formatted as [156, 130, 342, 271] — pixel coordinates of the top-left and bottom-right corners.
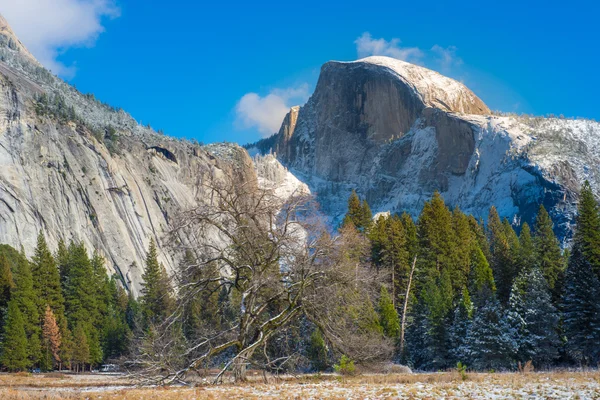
[0, 16, 304, 295]
[256, 56, 600, 241]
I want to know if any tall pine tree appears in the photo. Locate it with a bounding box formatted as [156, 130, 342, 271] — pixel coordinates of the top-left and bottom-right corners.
[574, 181, 600, 276]
[140, 238, 174, 328]
[487, 207, 513, 304]
[0, 299, 29, 371]
[562, 244, 600, 365]
[508, 267, 560, 367]
[533, 205, 564, 296]
[31, 232, 65, 331]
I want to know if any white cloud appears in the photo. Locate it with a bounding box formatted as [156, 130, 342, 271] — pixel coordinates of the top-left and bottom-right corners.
[354, 32, 423, 63]
[235, 85, 310, 136]
[431, 45, 463, 70]
[1, 0, 120, 78]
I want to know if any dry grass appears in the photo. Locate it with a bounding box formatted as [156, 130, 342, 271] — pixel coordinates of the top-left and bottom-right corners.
[0, 370, 598, 399]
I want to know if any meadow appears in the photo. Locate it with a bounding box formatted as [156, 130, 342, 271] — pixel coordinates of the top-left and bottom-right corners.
[0, 370, 598, 399]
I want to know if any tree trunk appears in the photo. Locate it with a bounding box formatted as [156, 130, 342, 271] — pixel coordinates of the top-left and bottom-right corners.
[232, 357, 247, 382]
[400, 256, 417, 357]
[391, 263, 395, 308]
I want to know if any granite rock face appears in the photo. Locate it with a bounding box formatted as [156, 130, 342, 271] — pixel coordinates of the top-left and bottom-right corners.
[256, 57, 600, 242]
[0, 15, 306, 295]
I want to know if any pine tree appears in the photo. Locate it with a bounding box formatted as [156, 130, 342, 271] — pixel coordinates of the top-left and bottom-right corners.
[59, 326, 73, 371]
[63, 243, 96, 328]
[380, 215, 409, 305]
[417, 192, 455, 289]
[508, 268, 560, 367]
[31, 232, 65, 330]
[487, 207, 513, 304]
[378, 286, 400, 339]
[360, 199, 373, 233]
[179, 251, 221, 340]
[452, 208, 476, 291]
[342, 190, 362, 230]
[416, 270, 454, 370]
[72, 323, 90, 373]
[140, 239, 174, 328]
[369, 215, 389, 270]
[103, 277, 131, 359]
[41, 305, 61, 370]
[469, 246, 495, 301]
[518, 222, 536, 273]
[307, 328, 328, 371]
[62, 242, 103, 367]
[401, 212, 418, 262]
[562, 244, 600, 365]
[533, 205, 564, 295]
[449, 288, 473, 364]
[503, 218, 521, 278]
[342, 190, 372, 233]
[0, 300, 29, 371]
[56, 238, 69, 286]
[11, 249, 41, 368]
[574, 181, 600, 276]
[0, 254, 14, 324]
[463, 296, 517, 371]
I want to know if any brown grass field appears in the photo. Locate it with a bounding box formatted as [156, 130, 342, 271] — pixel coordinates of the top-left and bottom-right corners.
[0, 370, 598, 399]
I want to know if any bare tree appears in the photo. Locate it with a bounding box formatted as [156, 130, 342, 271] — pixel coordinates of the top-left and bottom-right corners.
[135, 173, 392, 384]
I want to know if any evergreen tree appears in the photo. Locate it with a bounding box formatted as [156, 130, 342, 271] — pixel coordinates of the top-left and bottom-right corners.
[103, 277, 131, 359]
[533, 205, 564, 295]
[342, 190, 362, 230]
[487, 207, 513, 304]
[518, 222, 536, 273]
[406, 299, 434, 368]
[62, 242, 103, 366]
[401, 212, 418, 262]
[503, 218, 521, 278]
[0, 300, 29, 371]
[31, 232, 65, 330]
[62, 243, 96, 327]
[415, 270, 454, 369]
[469, 246, 496, 301]
[574, 181, 600, 276]
[360, 199, 373, 233]
[72, 323, 90, 373]
[449, 288, 473, 364]
[369, 215, 389, 270]
[56, 238, 69, 286]
[378, 286, 400, 339]
[140, 239, 174, 327]
[41, 305, 61, 371]
[452, 208, 476, 291]
[0, 254, 14, 324]
[417, 192, 455, 289]
[383, 216, 409, 304]
[307, 328, 328, 371]
[342, 190, 372, 233]
[11, 249, 40, 368]
[463, 296, 517, 371]
[562, 244, 600, 365]
[508, 268, 560, 367]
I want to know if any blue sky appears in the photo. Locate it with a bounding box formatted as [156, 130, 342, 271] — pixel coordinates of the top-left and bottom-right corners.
[2, 0, 599, 144]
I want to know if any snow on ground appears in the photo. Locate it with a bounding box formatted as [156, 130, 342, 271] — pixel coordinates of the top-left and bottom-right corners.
[3, 372, 598, 399]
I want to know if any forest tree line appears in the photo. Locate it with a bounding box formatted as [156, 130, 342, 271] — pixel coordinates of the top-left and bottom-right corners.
[0, 236, 136, 372]
[1, 180, 599, 377]
[344, 181, 600, 370]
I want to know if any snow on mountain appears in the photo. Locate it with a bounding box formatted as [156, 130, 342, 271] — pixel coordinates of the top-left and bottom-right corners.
[258, 56, 600, 242]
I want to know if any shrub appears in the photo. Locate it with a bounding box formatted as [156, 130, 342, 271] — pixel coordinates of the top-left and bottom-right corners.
[456, 362, 468, 381]
[334, 355, 356, 376]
